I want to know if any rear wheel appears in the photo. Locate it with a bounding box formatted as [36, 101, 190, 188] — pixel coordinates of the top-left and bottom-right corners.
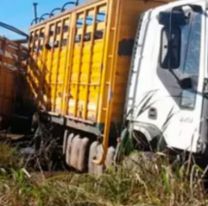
[77, 137, 90, 172]
[64, 131, 116, 174]
[64, 133, 90, 172]
[63, 130, 69, 155]
[105, 147, 116, 169]
[95, 144, 105, 174]
[88, 142, 104, 174]
[88, 142, 116, 174]
[88, 141, 99, 174]
[65, 133, 75, 166]
[69, 135, 81, 169]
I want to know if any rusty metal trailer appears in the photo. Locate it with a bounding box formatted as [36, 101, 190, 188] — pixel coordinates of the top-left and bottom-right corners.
[0, 37, 27, 127]
[28, 0, 170, 172]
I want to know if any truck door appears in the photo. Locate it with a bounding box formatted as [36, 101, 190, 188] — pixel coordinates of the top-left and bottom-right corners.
[156, 4, 205, 152]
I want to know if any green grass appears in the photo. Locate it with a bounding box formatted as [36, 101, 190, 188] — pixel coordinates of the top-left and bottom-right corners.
[0, 144, 207, 206]
[0, 143, 23, 169]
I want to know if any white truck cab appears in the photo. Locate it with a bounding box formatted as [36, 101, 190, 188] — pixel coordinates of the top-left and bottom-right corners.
[126, 0, 208, 154]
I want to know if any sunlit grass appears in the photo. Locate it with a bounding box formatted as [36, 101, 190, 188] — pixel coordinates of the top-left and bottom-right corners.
[0, 144, 207, 206]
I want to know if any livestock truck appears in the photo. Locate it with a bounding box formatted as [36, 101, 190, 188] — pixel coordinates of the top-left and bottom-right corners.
[28, 0, 208, 173]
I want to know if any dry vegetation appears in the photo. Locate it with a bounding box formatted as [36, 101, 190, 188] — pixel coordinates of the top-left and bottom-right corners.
[0, 144, 207, 206]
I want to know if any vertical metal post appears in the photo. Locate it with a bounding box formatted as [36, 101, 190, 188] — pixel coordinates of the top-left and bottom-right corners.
[75, 0, 79, 6]
[33, 3, 38, 24]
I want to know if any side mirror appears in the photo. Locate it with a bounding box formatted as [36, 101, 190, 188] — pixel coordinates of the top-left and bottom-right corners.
[179, 77, 192, 90]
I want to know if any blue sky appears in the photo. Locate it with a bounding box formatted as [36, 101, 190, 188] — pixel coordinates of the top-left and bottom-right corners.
[0, 0, 85, 39]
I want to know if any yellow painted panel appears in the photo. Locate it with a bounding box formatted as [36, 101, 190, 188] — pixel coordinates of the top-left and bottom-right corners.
[28, 0, 171, 129]
[82, 54, 91, 63]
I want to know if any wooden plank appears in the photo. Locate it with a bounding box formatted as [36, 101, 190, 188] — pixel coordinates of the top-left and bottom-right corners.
[0, 54, 17, 66]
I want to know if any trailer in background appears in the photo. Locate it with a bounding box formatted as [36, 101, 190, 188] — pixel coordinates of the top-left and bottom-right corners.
[0, 37, 28, 128]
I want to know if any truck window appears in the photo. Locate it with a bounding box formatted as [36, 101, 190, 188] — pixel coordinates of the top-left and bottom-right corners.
[160, 10, 201, 74]
[158, 7, 202, 109]
[160, 26, 181, 69]
[159, 9, 201, 75]
[180, 12, 201, 109]
[180, 13, 201, 76]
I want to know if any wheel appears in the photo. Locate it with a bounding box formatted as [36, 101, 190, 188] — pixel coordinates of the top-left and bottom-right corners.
[70, 135, 81, 169]
[94, 144, 104, 175]
[88, 141, 99, 174]
[63, 130, 69, 155]
[77, 137, 90, 172]
[65, 133, 75, 166]
[105, 147, 116, 169]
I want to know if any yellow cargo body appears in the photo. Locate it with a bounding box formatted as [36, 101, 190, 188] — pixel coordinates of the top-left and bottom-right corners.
[28, 0, 170, 163]
[0, 37, 27, 124]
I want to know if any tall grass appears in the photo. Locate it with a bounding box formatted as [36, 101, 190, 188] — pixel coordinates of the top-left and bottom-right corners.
[0, 144, 207, 206]
[0, 144, 23, 169]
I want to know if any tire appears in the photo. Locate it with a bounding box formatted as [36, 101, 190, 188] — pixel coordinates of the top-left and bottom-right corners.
[77, 137, 90, 172]
[70, 135, 81, 169]
[105, 147, 116, 169]
[94, 144, 104, 175]
[65, 133, 75, 166]
[63, 130, 69, 155]
[88, 141, 99, 174]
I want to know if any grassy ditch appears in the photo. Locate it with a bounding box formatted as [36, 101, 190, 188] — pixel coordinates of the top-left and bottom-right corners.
[0, 144, 207, 206]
